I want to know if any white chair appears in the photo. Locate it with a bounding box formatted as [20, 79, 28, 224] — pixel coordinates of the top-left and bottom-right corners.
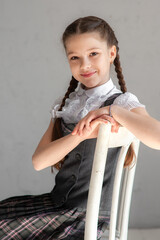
[84, 123, 140, 240]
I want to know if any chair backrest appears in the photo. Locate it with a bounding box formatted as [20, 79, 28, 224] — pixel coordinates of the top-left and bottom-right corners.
[84, 123, 140, 240]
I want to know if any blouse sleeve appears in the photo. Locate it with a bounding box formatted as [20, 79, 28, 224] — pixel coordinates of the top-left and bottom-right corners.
[50, 97, 63, 120]
[112, 92, 145, 110]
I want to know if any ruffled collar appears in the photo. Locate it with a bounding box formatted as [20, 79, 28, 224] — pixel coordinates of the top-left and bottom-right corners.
[51, 78, 121, 124]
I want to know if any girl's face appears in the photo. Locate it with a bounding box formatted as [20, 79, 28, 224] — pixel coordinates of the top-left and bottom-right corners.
[65, 32, 116, 89]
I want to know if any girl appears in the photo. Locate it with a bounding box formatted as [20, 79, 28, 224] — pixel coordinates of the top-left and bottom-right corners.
[0, 16, 160, 240]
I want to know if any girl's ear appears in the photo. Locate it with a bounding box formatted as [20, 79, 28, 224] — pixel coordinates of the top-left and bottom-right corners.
[109, 45, 117, 64]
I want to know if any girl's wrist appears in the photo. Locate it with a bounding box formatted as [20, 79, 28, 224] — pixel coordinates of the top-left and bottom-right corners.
[70, 132, 85, 143]
[110, 104, 123, 119]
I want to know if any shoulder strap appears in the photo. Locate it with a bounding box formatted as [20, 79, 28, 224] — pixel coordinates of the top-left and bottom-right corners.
[102, 93, 122, 107]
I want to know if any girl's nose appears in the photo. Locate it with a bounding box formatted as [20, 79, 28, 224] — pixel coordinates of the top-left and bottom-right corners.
[80, 58, 91, 71]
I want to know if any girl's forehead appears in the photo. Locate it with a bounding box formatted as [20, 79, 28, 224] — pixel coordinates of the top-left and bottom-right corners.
[65, 32, 108, 55]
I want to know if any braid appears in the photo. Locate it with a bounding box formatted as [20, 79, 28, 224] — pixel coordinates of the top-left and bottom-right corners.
[51, 76, 78, 171]
[59, 76, 78, 110]
[114, 52, 127, 93]
[113, 50, 136, 168]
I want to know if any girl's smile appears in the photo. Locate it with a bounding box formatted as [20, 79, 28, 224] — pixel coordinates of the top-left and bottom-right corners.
[65, 32, 116, 89]
[80, 71, 97, 78]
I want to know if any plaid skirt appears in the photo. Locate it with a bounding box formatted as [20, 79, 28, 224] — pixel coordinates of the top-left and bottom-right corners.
[0, 192, 110, 240]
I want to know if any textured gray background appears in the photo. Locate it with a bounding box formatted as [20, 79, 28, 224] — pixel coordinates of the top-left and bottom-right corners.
[0, 0, 160, 228]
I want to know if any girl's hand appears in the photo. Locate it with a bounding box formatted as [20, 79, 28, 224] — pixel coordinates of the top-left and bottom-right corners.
[72, 117, 110, 140]
[72, 109, 121, 138]
[72, 107, 109, 136]
[100, 115, 121, 133]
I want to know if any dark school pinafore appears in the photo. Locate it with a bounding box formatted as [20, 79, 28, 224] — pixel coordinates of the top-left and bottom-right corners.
[0, 93, 121, 240]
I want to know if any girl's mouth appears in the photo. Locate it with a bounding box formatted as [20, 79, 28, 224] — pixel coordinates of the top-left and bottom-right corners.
[80, 71, 96, 78]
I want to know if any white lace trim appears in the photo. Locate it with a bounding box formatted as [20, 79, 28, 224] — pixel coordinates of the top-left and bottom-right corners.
[50, 80, 145, 124]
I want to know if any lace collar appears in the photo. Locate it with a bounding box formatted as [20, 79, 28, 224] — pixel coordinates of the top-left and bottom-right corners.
[51, 78, 121, 123]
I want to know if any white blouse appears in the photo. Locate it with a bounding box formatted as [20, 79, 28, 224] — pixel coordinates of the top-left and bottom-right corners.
[50, 78, 145, 124]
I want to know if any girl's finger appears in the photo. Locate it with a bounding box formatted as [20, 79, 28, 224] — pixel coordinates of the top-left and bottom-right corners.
[115, 124, 120, 133]
[78, 122, 85, 135]
[72, 129, 76, 135]
[86, 118, 92, 130]
[72, 122, 81, 135]
[99, 115, 112, 123]
[111, 123, 119, 133]
[111, 125, 116, 133]
[85, 111, 100, 130]
[71, 130, 77, 135]
[92, 118, 108, 127]
[72, 127, 77, 135]
[78, 121, 88, 136]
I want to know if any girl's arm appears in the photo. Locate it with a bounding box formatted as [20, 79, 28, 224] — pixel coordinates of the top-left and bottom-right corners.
[32, 119, 82, 171]
[111, 106, 160, 150]
[72, 106, 160, 150]
[32, 117, 108, 171]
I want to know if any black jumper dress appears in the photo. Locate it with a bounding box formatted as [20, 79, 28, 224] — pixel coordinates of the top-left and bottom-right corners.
[0, 93, 121, 240]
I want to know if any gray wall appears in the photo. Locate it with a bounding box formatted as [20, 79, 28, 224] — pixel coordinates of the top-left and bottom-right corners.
[0, 0, 160, 228]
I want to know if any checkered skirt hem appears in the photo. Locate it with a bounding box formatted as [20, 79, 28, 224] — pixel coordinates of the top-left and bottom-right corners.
[0, 193, 110, 240]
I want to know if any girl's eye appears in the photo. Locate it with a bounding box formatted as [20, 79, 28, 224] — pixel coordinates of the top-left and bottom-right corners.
[90, 52, 98, 56]
[70, 52, 98, 61]
[70, 56, 79, 61]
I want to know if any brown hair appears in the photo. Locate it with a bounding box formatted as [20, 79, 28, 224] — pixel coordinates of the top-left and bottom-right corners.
[51, 16, 135, 171]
